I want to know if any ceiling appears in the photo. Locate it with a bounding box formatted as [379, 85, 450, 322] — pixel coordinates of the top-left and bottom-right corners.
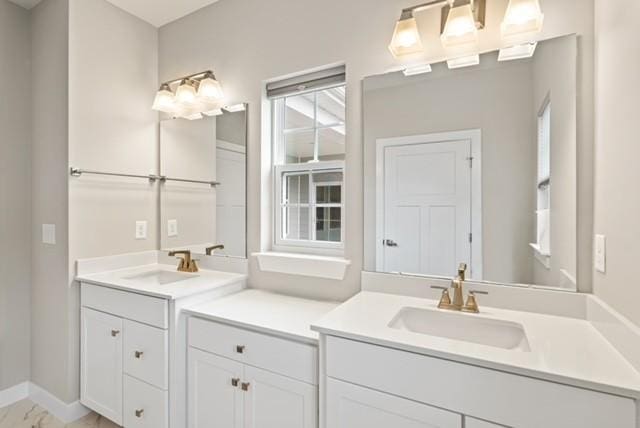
[7, 0, 221, 27]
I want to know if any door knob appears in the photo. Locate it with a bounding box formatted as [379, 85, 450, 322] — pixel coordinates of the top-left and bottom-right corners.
[134, 351, 144, 359]
[241, 382, 250, 391]
[384, 239, 398, 247]
[111, 330, 120, 337]
[236, 345, 245, 354]
[135, 409, 144, 418]
[231, 378, 240, 387]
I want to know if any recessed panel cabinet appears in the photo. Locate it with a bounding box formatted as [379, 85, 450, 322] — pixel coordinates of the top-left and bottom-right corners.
[187, 318, 318, 428]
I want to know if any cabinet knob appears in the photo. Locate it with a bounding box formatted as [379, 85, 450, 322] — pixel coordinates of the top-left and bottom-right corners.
[134, 351, 144, 359]
[135, 409, 144, 418]
[241, 382, 250, 391]
[111, 330, 120, 337]
[231, 378, 240, 387]
[236, 345, 245, 354]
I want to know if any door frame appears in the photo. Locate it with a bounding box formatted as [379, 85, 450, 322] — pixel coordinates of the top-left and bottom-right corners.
[375, 129, 483, 279]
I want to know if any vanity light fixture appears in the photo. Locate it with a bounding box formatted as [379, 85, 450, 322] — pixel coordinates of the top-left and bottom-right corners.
[152, 70, 226, 120]
[224, 104, 246, 113]
[403, 63, 433, 76]
[498, 42, 537, 61]
[501, 0, 544, 43]
[447, 54, 480, 69]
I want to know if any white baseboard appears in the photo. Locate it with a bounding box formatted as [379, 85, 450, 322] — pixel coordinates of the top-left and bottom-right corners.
[0, 382, 90, 424]
[0, 381, 29, 408]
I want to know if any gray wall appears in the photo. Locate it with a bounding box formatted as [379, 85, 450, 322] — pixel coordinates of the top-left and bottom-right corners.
[593, 0, 640, 325]
[30, 0, 71, 401]
[159, 0, 595, 302]
[0, 0, 31, 391]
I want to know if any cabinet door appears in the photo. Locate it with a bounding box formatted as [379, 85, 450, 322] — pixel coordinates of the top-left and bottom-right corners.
[188, 348, 244, 428]
[243, 365, 317, 428]
[326, 378, 461, 428]
[81, 307, 123, 426]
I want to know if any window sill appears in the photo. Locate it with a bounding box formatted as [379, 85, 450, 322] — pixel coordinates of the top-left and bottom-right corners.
[529, 243, 551, 269]
[253, 251, 351, 280]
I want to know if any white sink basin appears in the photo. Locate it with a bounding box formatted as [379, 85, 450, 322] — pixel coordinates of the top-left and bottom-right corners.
[123, 270, 198, 285]
[389, 307, 530, 351]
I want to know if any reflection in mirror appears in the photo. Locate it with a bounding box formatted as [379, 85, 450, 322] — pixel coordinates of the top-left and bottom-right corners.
[363, 35, 577, 290]
[160, 106, 247, 258]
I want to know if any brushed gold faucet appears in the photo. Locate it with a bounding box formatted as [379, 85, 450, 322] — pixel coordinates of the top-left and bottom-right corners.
[168, 250, 199, 273]
[432, 263, 488, 313]
[205, 244, 225, 256]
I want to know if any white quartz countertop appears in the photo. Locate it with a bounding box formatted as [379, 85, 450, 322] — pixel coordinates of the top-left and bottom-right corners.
[311, 291, 640, 398]
[76, 263, 247, 300]
[185, 289, 340, 344]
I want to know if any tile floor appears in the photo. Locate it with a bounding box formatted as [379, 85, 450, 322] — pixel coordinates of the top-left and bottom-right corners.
[0, 399, 119, 428]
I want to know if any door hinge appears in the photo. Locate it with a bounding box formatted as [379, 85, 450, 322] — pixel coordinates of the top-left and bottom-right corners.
[466, 156, 474, 168]
[468, 233, 473, 243]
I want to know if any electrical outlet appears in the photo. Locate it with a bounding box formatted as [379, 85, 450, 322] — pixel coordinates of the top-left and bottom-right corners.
[135, 221, 147, 240]
[42, 224, 56, 245]
[168, 219, 178, 237]
[595, 234, 606, 273]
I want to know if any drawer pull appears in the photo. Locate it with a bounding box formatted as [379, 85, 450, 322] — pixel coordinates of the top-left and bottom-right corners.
[134, 351, 144, 359]
[236, 345, 245, 354]
[241, 382, 250, 391]
[135, 409, 144, 418]
[111, 329, 120, 337]
[231, 378, 240, 387]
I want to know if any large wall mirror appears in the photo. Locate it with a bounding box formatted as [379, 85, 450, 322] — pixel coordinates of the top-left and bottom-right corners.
[363, 34, 578, 290]
[160, 105, 247, 258]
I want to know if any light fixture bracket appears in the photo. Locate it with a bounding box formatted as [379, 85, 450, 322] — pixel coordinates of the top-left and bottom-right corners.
[440, 0, 486, 33]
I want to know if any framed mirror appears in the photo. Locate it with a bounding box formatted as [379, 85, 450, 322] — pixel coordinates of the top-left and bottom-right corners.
[160, 105, 247, 258]
[363, 34, 577, 290]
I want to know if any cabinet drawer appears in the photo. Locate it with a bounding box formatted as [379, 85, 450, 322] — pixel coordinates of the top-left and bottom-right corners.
[81, 283, 168, 329]
[189, 317, 318, 385]
[124, 375, 168, 428]
[326, 336, 636, 428]
[124, 319, 168, 390]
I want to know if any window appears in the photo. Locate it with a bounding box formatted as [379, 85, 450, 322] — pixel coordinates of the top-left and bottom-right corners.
[534, 99, 551, 257]
[269, 67, 346, 254]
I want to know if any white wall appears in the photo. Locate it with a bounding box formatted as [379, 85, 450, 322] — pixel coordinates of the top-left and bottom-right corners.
[0, 0, 31, 391]
[30, 0, 71, 401]
[593, 0, 640, 326]
[159, 0, 594, 300]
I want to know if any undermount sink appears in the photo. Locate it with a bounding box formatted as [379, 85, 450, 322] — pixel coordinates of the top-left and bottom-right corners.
[389, 307, 531, 351]
[123, 270, 198, 285]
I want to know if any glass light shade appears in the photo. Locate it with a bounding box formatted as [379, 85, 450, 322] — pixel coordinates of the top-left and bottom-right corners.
[176, 79, 197, 104]
[151, 84, 175, 113]
[441, 4, 478, 48]
[447, 54, 480, 69]
[388, 17, 424, 58]
[501, 0, 544, 41]
[198, 74, 224, 100]
[498, 42, 537, 61]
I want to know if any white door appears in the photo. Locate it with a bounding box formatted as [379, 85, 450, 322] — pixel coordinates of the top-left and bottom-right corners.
[216, 147, 246, 257]
[382, 139, 472, 277]
[188, 348, 244, 428]
[244, 365, 317, 428]
[81, 307, 123, 426]
[326, 379, 461, 428]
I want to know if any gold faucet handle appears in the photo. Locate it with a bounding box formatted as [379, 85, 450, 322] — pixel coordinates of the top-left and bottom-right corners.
[188, 258, 199, 273]
[431, 286, 452, 309]
[457, 262, 468, 280]
[462, 290, 488, 313]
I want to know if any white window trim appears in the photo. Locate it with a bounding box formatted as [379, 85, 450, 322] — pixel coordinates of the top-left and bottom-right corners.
[273, 160, 345, 256]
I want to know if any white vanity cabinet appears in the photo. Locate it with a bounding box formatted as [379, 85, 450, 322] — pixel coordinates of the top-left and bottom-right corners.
[187, 317, 318, 428]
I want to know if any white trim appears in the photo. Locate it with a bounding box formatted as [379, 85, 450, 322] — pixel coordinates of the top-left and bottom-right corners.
[375, 129, 483, 279]
[529, 243, 551, 269]
[0, 382, 90, 424]
[253, 251, 350, 280]
[216, 139, 246, 154]
[0, 381, 29, 408]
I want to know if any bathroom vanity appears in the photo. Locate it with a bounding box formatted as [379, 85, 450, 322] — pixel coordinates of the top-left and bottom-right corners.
[76, 252, 247, 428]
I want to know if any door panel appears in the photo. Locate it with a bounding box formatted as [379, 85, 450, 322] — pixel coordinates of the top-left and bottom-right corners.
[326, 378, 461, 428]
[244, 365, 317, 428]
[81, 307, 123, 426]
[383, 139, 471, 277]
[188, 348, 244, 428]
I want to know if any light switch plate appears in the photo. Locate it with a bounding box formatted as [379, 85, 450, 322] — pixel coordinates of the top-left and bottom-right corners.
[42, 224, 56, 245]
[595, 234, 606, 273]
[135, 221, 147, 240]
[168, 219, 178, 237]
